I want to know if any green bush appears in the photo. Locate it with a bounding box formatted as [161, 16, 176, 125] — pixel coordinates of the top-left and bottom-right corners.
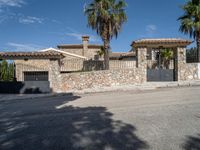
[0, 60, 15, 82]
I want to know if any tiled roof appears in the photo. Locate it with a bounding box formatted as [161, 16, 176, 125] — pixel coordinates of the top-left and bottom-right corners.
[0, 51, 64, 59]
[40, 48, 87, 59]
[110, 52, 136, 59]
[131, 38, 192, 47]
[57, 44, 102, 49]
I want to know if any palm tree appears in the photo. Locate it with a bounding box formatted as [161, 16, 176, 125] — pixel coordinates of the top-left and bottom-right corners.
[97, 46, 105, 58]
[178, 0, 200, 62]
[85, 0, 127, 69]
[161, 49, 173, 69]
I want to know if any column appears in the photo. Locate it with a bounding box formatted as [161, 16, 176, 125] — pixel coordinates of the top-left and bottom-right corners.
[49, 59, 60, 92]
[136, 47, 147, 82]
[176, 47, 186, 81]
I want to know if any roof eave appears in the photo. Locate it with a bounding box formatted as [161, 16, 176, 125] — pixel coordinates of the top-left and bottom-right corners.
[57, 44, 102, 49]
[131, 40, 193, 48]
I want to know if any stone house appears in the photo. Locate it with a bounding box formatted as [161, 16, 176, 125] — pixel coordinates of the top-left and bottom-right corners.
[57, 36, 102, 60]
[0, 36, 136, 82]
[0, 37, 199, 93]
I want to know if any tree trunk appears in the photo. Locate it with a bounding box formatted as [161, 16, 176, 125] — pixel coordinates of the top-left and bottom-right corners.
[197, 36, 200, 62]
[103, 39, 110, 70]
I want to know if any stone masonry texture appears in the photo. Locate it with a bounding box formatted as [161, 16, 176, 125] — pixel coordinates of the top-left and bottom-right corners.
[13, 45, 200, 93]
[54, 69, 146, 92]
[176, 47, 199, 81]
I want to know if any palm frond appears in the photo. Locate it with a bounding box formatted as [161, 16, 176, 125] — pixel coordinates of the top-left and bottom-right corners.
[85, 0, 127, 41]
[178, 0, 200, 39]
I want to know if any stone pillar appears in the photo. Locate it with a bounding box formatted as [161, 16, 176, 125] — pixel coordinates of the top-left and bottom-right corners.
[82, 36, 89, 56]
[175, 47, 187, 81]
[14, 61, 23, 81]
[136, 47, 147, 82]
[49, 59, 60, 92]
[198, 63, 200, 79]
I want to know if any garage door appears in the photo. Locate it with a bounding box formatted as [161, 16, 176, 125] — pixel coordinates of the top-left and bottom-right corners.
[24, 71, 49, 81]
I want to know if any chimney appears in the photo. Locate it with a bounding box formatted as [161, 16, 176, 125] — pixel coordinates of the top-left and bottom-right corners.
[82, 36, 89, 56]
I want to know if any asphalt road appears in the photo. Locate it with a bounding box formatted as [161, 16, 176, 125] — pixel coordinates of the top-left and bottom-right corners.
[0, 87, 200, 150]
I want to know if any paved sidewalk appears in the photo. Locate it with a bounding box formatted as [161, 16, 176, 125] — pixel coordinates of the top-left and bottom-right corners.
[0, 93, 59, 102]
[70, 80, 200, 94]
[0, 80, 200, 101]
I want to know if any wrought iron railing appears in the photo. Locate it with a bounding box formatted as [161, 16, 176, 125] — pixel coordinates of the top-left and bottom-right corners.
[60, 59, 136, 72]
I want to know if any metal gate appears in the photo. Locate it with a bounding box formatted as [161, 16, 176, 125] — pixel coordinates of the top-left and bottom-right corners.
[0, 68, 51, 93]
[147, 55, 175, 82]
[147, 69, 175, 81]
[24, 71, 49, 81]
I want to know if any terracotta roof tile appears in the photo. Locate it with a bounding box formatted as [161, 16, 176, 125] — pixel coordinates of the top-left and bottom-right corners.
[109, 52, 136, 59]
[0, 51, 64, 59]
[131, 38, 192, 47]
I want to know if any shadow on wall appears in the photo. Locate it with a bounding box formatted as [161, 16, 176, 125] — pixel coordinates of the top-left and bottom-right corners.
[83, 60, 104, 71]
[0, 93, 148, 150]
[183, 134, 200, 150]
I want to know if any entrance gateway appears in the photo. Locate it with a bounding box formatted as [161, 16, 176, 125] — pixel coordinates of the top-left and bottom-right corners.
[131, 38, 192, 82]
[147, 48, 175, 81]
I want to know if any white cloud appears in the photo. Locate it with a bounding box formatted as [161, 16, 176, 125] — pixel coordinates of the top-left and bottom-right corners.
[7, 42, 43, 51]
[0, 12, 44, 24]
[0, 0, 25, 8]
[66, 33, 99, 42]
[0, 13, 7, 23]
[146, 25, 157, 34]
[51, 19, 62, 24]
[19, 16, 44, 24]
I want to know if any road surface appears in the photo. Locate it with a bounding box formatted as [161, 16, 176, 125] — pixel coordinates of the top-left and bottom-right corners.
[0, 87, 200, 150]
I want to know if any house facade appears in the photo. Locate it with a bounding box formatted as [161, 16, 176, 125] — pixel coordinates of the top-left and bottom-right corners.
[0, 37, 199, 93]
[0, 36, 136, 82]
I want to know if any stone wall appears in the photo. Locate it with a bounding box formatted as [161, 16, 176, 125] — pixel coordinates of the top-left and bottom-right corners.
[14, 59, 143, 92]
[136, 47, 147, 82]
[179, 63, 199, 81]
[49, 45, 146, 92]
[13, 46, 200, 93]
[176, 47, 200, 81]
[53, 68, 146, 92]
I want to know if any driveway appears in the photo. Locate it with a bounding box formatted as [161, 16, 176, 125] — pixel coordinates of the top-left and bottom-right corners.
[0, 87, 200, 150]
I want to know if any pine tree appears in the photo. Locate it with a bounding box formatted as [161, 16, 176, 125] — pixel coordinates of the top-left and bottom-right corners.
[1, 60, 9, 81]
[8, 63, 14, 81]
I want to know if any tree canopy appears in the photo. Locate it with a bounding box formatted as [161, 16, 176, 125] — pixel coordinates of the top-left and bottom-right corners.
[85, 0, 127, 69]
[178, 0, 200, 61]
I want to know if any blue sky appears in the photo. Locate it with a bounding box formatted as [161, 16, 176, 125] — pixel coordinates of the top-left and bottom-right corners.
[0, 0, 194, 52]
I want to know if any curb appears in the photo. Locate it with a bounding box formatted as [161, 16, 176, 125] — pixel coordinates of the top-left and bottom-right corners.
[1, 81, 200, 101]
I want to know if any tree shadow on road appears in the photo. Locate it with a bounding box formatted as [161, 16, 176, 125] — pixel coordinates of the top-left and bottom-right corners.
[183, 134, 200, 150]
[0, 94, 148, 150]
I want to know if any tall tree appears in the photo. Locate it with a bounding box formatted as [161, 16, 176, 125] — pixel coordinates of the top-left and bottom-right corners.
[8, 63, 14, 81]
[85, 0, 127, 69]
[178, 0, 200, 62]
[0, 61, 1, 81]
[186, 47, 198, 62]
[0, 60, 15, 82]
[0, 60, 8, 81]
